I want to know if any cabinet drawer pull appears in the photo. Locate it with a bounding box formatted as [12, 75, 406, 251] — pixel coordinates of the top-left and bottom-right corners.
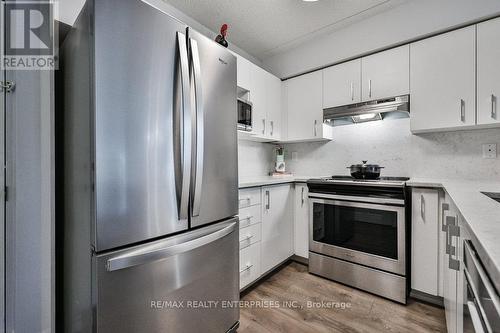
[441, 203, 449, 231]
[265, 190, 270, 210]
[492, 94, 497, 119]
[449, 258, 460, 271]
[270, 120, 274, 136]
[420, 194, 425, 221]
[301, 187, 305, 206]
[239, 197, 251, 202]
[239, 263, 253, 273]
[313, 120, 318, 137]
[368, 79, 372, 98]
[460, 99, 465, 122]
[350, 82, 354, 101]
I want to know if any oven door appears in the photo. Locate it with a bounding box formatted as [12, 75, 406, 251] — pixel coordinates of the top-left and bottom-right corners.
[309, 197, 406, 275]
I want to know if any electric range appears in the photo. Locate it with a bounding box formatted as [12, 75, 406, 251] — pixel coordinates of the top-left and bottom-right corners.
[307, 175, 410, 304]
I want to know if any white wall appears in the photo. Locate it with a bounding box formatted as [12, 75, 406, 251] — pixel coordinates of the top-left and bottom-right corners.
[263, 0, 500, 78]
[282, 119, 500, 181]
[58, 0, 262, 65]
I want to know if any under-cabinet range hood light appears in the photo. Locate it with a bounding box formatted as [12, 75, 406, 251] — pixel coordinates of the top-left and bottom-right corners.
[323, 95, 410, 126]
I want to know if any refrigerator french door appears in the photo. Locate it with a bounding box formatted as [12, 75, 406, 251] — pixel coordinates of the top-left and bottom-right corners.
[61, 0, 239, 331]
[186, 28, 238, 228]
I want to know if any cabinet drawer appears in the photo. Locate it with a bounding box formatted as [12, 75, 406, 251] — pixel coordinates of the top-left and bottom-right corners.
[239, 242, 261, 289]
[239, 188, 261, 208]
[239, 205, 261, 228]
[239, 223, 261, 250]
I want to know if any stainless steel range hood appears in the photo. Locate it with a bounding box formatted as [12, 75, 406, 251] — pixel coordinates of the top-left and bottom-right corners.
[323, 95, 410, 125]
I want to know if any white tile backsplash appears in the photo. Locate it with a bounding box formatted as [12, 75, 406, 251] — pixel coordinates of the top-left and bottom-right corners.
[239, 118, 500, 181]
[238, 139, 275, 179]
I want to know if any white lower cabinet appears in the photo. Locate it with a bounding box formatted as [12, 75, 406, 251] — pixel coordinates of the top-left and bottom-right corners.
[261, 184, 294, 274]
[294, 183, 309, 258]
[239, 242, 261, 289]
[238, 184, 294, 289]
[441, 193, 471, 333]
[411, 188, 440, 295]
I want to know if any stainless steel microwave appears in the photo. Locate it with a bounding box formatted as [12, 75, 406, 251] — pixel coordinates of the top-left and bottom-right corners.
[237, 98, 252, 131]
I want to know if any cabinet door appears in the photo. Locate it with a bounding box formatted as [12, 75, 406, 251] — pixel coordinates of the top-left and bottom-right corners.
[261, 184, 293, 273]
[249, 64, 268, 137]
[284, 71, 323, 141]
[236, 54, 252, 91]
[294, 183, 309, 258]
[411, 188, 439, 295]
[265, 71, 282, 139]
[362, 45, 409, 101]
[410, 26, 476, 133]
[477, 17, 500, 126]
[323, 59, 361, 108]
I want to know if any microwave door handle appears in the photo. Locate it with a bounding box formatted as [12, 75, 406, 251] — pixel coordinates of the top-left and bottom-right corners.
[189, 37, 204, 217]
[175, 32, 191, 220]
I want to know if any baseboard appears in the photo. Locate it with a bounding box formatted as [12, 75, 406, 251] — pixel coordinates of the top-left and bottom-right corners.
[291, 254, 308, 265]
[410, 289, 444, 307]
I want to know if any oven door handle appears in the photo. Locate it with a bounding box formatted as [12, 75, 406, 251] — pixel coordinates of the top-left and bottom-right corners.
[308, 192, 405, 205]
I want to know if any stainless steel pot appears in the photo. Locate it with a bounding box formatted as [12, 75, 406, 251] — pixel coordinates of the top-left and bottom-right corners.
[347, 161, 384, 179]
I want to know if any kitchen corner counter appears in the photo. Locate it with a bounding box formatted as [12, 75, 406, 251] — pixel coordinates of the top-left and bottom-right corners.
[239, 175, 324, 189]
[410, 178, 500, 291]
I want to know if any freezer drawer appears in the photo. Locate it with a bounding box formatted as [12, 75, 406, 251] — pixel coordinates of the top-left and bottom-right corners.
[94, 219, 239, 332]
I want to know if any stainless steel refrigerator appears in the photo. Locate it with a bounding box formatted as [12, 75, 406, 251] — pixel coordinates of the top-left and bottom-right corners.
[60, 0, 239, 331]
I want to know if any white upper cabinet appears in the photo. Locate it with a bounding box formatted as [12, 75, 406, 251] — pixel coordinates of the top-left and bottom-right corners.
[361, 45, 409, 101]
[249, 64, 267, 137]
[477, 17, 500, 126]
[323, 59, 361, 108]
[410, 26, 476, 133]
[283, 71, 331, 142]
[236, 54, 252, 91]
[265, 71, 282, 139]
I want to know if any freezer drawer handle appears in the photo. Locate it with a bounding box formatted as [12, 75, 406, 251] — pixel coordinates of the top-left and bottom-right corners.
[106, 222, 236, 272]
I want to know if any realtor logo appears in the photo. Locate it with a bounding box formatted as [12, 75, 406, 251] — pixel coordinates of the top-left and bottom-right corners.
[1, 1, 57, 70]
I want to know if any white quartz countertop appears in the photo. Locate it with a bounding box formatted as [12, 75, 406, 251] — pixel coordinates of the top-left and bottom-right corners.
[239, 175, 500, 289]
[238, 175, 324, 188]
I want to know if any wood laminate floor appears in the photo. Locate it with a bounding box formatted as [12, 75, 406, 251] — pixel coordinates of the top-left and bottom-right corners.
[239, 262, 446, 333]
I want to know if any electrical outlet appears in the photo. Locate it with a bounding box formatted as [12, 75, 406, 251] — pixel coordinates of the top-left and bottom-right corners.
[292, 151, 299, 161]
[482, 143, 497, 159]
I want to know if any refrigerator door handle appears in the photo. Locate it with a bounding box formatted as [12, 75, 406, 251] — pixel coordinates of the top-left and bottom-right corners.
[189, 37, 204, 217]
[175, 32, 192, 220]
[106, 222, 237, 272]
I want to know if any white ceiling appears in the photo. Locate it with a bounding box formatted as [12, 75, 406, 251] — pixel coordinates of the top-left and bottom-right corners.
[163, 0, 407, 60]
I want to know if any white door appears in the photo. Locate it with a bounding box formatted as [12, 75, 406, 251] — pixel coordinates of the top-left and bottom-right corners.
[411, 188, 439, 295]
[294, 183, 309, 258]
[261, 184, 293, 273]
[477, 17, 500, 125]
[323, 59, 361, 108]
[362, 45, 409, 101]
[284, 71, 323, 141]
[410, 26, 476, 133]
[249, 64, 267, 137]
[236, 54, 251, 91]
[265, 71, 281, 139]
